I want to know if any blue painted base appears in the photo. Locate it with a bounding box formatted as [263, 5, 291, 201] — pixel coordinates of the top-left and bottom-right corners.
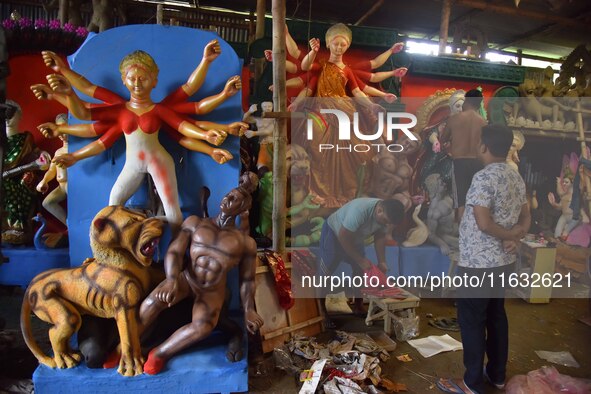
[33, 330, 247, 394]
[0, 248, 70, 287]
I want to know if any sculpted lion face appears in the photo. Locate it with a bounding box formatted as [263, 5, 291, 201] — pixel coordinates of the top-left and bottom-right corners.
[90, 206, 164, 266]
[519, 79, 537, 96]
[287, 144, 310, 188]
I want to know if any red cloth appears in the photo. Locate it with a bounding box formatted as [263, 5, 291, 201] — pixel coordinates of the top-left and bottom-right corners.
[265, 251, 294, 310]
[364, 265, 387, 285]
[362, 265, 406, 298]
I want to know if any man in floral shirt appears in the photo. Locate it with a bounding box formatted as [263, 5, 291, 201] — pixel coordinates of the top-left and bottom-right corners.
[438, 125, 530, 394]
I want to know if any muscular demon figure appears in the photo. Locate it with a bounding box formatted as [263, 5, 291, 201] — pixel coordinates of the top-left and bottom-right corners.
[139, 179, 264, 374]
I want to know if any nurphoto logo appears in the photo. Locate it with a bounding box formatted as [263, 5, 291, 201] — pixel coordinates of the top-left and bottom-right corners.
[305, 109, 418, 153]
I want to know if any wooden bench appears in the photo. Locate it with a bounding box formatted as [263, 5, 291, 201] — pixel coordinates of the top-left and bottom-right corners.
[364, 291, 421, 336]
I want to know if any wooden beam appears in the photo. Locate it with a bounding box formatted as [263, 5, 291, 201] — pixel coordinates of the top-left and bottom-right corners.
[354, 0, 384, 26]
[519, 129, 591, 143]
[497, 48, 562, 63]
[403, 36, 563, 63]
[455, 0, 591, 31]
[271, 0, 287, 254]
[438, 0, 452, 54]
[263, 316, 325, 340]
[495, 6, 591, 51]
[262, 111, 305, 119]
[425, 8, 481, 40]
[493, 23, 554, 51]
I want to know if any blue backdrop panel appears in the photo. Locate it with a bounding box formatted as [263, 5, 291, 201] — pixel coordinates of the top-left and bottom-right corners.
[66, 25, 241, 264]
[0, 248, 69, 287]
[309, 244, 452, 278]
[33, 330, 247, 394]
[399, 246, 451, 277]
[309, 245, 400, 276]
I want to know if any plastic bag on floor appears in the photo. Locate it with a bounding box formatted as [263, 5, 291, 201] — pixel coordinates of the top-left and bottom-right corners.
[328, 331, 357, 354]
[332, 351, 382, 386]
[288, 335, 326, 360]
[393, 316, 419, 342]
[323, 376, 366, 394]
[506, 366, 591, 394]
[272, 347, 300, 375]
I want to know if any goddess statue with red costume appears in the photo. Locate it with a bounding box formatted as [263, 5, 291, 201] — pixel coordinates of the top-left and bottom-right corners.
[290, 23, 408, 209]
[31, 40, 247, 234]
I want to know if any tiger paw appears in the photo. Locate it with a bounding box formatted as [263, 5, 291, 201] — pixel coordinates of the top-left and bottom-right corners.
[118, 352, 144, 377]
[54, 351, 82, 368]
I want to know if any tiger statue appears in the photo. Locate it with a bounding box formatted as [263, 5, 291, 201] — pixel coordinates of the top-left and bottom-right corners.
[286, 144, 324, 246]
[21, 205, 164, 376]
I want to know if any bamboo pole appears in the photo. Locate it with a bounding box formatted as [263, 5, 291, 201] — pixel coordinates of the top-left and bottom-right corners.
[156, 4, 163, 25]
[519, 129, 591, 143]
[271, 0, 287, 254]
[575, 100, 591, 214]
[354, 0, 384, 26]
[256, 0, 266, 40]
[438, 0, 452, 55]
[58, 0, 67, 26]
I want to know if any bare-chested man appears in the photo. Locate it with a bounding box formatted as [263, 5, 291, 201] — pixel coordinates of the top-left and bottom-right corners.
[369, 132, 421, 211]
[139, 180, 264, 375]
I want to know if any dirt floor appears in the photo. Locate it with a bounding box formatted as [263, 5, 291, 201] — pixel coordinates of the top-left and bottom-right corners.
[1, 286, 590, 393]
[247, 297, 591, 393]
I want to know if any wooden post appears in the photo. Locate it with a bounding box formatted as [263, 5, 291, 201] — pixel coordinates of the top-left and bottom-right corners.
[256, 0, 266, 40]
[439, 0, 452, 55]
[575, 100, 591, 214]
[58, 0, 68, 26]
[271, 0, 287, 253]
[248, 9, 256, 42]
[156, 4, 163, 25]
[253, 0, 267, 84]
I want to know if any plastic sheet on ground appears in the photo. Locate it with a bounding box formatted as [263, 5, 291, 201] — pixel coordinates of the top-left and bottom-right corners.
[506, 366, 591, 394]
[534, 350, 580, 368]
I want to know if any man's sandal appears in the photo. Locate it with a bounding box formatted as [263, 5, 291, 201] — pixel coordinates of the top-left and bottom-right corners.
[429, 317, 460, 331]
[436, 378, 479, 394]
[483, 367, 505, 390]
